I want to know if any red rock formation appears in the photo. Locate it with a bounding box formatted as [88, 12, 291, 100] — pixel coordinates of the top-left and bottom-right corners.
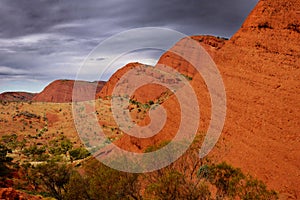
[96, 0, 300, 197]
[33, 79, 106, 103]
[190, 35, 227, 58]
[0, 92, 36, 102]
[210, 0, 300, 198]
[97, 62, 175, 103]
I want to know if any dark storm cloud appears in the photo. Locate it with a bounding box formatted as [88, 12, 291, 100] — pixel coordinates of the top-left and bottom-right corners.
[120, 0, 258, 36]
[0, 0, 258, 92]
[0, 0, 128, 38]
[0, 0, 258, 38]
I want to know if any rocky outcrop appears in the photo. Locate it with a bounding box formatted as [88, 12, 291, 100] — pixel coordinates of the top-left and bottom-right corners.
[33, 79, 106, 103]
[210, 0, 300, 198]
[96, 0, 300, 198]
[0, 92, 36, 102]
[97, 62, 143, 99]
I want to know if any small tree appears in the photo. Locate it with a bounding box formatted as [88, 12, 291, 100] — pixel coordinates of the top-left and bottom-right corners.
[198, 162, 245, 198]
[146, 169, 211, 200]
[60, 139, 73, 154]
[241, 177, 278, 200]
[64, 171, 91, 200]
[65, 159, 141, 200]
[31, 161, 72, 200]
[198, 162, 278, 200]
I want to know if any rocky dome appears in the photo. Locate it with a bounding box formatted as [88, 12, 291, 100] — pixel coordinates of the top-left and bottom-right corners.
[33, 79, 106, 103]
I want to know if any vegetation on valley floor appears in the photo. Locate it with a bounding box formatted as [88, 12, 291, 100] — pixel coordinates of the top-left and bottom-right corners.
[0, 133, 277, 200]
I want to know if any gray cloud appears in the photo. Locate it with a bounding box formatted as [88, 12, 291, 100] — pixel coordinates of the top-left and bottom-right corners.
[0, 66, 28, 76]
[0, 0, 258, 92]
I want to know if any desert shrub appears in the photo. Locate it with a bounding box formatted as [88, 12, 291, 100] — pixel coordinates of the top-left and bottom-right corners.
[241, 177, 278, 200]
[60, 139, 73, 154]
[17, 157, 277, 200]
[23, 144, 46, 160]
[14, 111, 40, 119]
[1, 134, 19, 150]
[149, 100, 154, 105]
[199, 162, 245, 198]
[65, 160, 141, 200]
[18, 139, 27, 150]
[64, 171, 90, 200]
[1, 134, 17, 143]
[36, 153, 50, 162]
[29, 161, 72, 200]
[146, 170, 211, 200]
[49, 138, 73, 156]
[69, 147, 90, 161]
[198, 162, 278, 199]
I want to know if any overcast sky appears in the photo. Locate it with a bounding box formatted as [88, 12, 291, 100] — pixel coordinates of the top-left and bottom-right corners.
[0, 0, 258, 93]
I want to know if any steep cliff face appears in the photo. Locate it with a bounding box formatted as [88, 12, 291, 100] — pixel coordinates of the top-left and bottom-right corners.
[211, 0, 300, 198]
[33, 80, 106, 103]
[0, 92, 36, 102]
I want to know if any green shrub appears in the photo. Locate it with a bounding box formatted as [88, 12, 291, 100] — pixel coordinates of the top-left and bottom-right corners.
[23, 144, 46, 159]
[69, 147, 90, 161]
[49, 138, 73, 156]
[31, 161, 72, 200]
[146, 170, 211, 200]
[198, 162, 278, 199]
[65, 160, 140, 200]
